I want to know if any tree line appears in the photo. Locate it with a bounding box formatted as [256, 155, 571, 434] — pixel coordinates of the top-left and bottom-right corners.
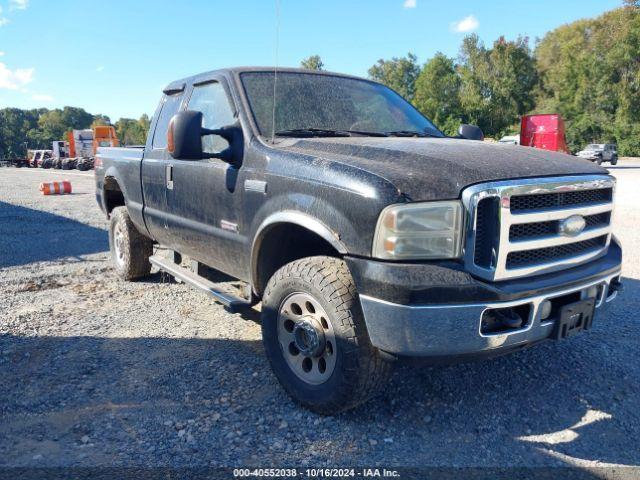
[304, 4, 640, 156]
[0, 106, 150, 158]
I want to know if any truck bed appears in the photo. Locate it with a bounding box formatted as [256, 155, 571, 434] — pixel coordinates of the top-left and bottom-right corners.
[95, 146, 146, 229]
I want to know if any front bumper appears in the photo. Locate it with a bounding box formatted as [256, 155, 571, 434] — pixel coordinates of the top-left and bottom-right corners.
[347, 241, 622, 359]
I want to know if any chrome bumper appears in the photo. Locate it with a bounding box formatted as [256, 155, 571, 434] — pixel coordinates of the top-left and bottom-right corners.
[359, 271, 621, 357]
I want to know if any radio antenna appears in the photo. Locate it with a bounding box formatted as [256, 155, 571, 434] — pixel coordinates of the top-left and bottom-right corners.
[271, 0, 281, 143]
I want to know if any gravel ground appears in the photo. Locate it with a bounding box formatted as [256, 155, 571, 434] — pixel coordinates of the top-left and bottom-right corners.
[0, 163, 639, 472]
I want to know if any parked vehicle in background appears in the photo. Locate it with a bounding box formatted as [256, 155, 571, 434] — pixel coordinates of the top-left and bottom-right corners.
[38, 127, 119, 171]
[2, 157, 29, 168]
[577, 144, 618, 165]
[520, 114, 569, 153]
[52, 140, 69, 160]
[92, 125, 119, 152]
[499, 134, 520, 145]
[95, 68, 622, 414]
[28, 150, 53, 168]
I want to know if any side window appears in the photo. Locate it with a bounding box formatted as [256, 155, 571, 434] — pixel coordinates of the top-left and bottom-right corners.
[152, 93, 183, 150]
[187, 82, 235, 154]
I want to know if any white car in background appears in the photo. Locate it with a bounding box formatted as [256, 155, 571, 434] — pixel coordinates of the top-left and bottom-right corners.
[498, 134, 520, 145]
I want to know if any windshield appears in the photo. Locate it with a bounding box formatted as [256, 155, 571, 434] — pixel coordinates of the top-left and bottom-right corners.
[240, 71, 444, 138]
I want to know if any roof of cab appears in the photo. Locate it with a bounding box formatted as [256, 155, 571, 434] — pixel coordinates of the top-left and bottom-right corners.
[162, 67, 371, 95]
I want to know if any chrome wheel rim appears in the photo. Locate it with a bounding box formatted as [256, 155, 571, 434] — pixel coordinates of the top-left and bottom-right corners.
[277, 292, 337, 385]
[113, 223, 125, 267]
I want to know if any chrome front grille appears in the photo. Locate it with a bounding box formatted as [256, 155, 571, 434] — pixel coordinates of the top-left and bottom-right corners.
[462, 175, 615, 281]
[508, 212, 611, 240]
[510, 188, 612, 212]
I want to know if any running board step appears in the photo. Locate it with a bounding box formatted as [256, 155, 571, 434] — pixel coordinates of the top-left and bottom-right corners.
[149, 255, 252, 312]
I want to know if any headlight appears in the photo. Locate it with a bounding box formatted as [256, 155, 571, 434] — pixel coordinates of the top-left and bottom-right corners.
[372, 201, 464, 260]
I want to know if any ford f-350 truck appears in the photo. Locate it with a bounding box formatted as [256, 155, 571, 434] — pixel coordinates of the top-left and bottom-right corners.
[95, 68, 622, 414]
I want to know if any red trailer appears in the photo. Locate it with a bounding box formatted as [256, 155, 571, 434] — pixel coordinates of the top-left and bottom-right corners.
[520, 114, 569, 153]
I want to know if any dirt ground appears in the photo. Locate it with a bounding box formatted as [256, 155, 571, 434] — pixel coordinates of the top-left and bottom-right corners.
[0, 161, 639, 473]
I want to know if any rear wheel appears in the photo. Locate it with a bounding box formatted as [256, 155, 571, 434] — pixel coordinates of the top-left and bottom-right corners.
[595, 157, 603, 165]
[261, 256, 392, 415]
[108, 206, 153, 280]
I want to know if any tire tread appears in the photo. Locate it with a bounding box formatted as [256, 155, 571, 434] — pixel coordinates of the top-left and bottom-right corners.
[109, 206, 153, 281]
[263, 256, 392, 414]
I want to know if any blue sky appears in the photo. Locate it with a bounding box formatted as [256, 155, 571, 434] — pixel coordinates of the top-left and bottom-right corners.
[0, 0, 623, 120]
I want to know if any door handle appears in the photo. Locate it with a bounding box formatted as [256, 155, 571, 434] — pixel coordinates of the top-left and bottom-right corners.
[166, 164, 174, 190]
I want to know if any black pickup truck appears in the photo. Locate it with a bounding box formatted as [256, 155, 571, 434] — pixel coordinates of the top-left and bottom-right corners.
[95, 67, 622, 414]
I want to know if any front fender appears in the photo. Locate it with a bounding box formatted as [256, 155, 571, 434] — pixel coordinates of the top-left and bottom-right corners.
[249, 208, 349, 288]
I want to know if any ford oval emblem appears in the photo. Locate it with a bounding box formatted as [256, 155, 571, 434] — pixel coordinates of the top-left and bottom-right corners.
[559, 215, 586, 237]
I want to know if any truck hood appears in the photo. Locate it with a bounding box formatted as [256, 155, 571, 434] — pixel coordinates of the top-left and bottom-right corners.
[278, 137, 607, 200]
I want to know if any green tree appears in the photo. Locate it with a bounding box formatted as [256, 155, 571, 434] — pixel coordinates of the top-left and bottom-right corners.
[60, 107, 94, 131]
[37, 106, 94, 148]
[38, 110, 68, 145]
[457, 34, 537, 137]
[300, 55, 324, 71]
[413, 53, 462, 135]
[368, 53, 420, 101]
[91, 114, 111, 128]
[535, 7, 640, 154]
[0, 108, 40, 157]
[115, 114, 150, 145]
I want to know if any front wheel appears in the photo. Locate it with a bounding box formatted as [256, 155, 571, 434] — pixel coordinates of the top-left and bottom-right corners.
[261, 256, 392, 415]
[611, 155, 618, 165]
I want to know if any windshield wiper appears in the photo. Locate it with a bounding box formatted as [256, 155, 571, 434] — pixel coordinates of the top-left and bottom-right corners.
[385, 130, 440, 138]
[274, 128, 389, 138]
[274, 128, 351, 138]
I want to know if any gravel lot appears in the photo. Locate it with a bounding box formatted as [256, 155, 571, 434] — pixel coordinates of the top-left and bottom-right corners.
[0, 163, 639, 472]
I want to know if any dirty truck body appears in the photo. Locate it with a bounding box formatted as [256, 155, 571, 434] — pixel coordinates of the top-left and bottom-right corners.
[95, 68, 622, 414]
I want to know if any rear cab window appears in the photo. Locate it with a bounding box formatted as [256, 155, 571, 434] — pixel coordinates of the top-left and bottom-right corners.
[152, 93, 184, 150]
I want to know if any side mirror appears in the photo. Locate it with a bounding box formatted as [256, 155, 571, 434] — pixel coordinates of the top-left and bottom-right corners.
[168, 110, 243, 164]
[458, 124, 484, 141]
[168, 111, 203, 159]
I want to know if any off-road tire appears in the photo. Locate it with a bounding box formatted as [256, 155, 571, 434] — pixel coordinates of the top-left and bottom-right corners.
[261, 256, 392, 415]
[108, 206, 153, 281]
[611, 156, 618, 166]
[596, 157, 603, 165]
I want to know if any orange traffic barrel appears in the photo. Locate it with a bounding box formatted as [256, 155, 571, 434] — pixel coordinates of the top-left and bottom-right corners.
[40, 180, 72, 195]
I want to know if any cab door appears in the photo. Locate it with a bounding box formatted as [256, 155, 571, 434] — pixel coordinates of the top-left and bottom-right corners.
[163, 78, 248, 279]
[141, 89, 186, 246]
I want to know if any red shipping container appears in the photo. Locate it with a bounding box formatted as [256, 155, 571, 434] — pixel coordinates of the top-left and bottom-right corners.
[520, 114, 569, 153]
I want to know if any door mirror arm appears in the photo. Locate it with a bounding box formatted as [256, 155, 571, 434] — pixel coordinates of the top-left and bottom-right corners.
[202, 123, 243, 166]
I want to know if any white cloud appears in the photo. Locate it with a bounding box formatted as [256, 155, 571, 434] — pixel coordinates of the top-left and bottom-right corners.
[32, 93, 54, 102]
[403, 0, 417, 8]
[451, 14, 479, 33]
[0, 7, 8, 26]
[0, 62, 34, 90]
[9, 0, 29, 10]
[0, 52, 5, 57]
[96, 65, 105, 72]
